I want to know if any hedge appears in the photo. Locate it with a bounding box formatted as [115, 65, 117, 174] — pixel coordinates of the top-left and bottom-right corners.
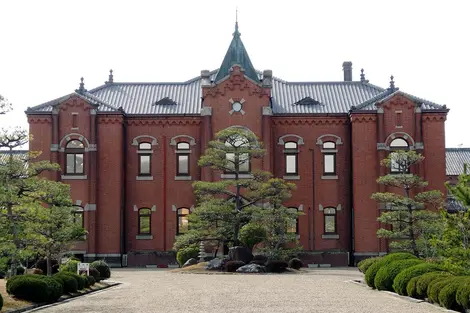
[428, 276, 458, 304]
[406, 276, 421, 298]
[374, 259, 423, 291]
[7, 275, 51, 303]
[392, 263, 442, 295]
[415, 271, 452, 299]
[365, 253, 417, 288]
[358, 257, 381, 273]
[87, 275, 96, 286]
[456, 283, 470, 310]
[438, 277, 470, 310]
[176, 245, 200, 267]
[91, 260, 111, 280]
[89, 267, 101, 283]
[53, 273, 79, 293]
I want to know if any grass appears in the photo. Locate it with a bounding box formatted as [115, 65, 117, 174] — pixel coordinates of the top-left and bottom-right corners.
[170, 262, 306, 274]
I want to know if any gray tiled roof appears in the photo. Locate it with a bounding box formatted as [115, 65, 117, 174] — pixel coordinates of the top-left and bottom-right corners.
[354, 89, 444, 111]
[446, 148, 470, 176]
[27, 70, 445, 115]
[0, 150, 29, 171]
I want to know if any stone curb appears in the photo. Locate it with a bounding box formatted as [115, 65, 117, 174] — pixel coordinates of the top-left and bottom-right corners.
[5, 281, 121, 313]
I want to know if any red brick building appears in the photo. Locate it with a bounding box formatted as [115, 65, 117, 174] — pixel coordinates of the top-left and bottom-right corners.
[24, 23, 453, 267]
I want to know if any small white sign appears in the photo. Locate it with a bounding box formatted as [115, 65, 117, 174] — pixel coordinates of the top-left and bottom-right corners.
[77, 262, 90, 276]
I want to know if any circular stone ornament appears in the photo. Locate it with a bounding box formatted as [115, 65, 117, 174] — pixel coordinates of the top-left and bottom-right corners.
[232, 101, 242, 112]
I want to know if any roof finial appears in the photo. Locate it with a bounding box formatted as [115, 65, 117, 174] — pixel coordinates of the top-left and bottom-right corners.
[389, 75, 395, 90]
[233, 7, 240, 37]
[77, 77, 86, 93]
[108, 69, 114, 83]
[360, 68, 365, 82]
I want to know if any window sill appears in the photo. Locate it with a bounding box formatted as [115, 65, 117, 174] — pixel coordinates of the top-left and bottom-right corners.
[283, 175, 300, 180]
[322, 234, 339, 239]
[221, 174, 253, 179]
[136, 235, 153, 240]
[136, 176, 153, 181]
[175, 176, 192, 181]
[61, 175, 87, 180]
[321, 175, 338, 180]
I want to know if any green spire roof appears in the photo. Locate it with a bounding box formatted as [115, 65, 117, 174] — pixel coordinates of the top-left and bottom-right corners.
[214, 22, 259, 83]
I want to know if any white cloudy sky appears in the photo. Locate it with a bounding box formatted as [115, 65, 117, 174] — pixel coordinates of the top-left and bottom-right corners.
[0, 0, 468, 148]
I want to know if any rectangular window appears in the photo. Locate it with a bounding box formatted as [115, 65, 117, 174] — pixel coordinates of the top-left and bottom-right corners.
[139, 155, 151, 175]
[177, 154, 189, 175]
[73, 211, 84, 228]
[239, 153, 250, 173]
[396, 112, 402, 127]
[66, 153, 84, 174]
[324, 208, 337, 234]
[138, 208, 151, 235]
[323, 154, 336, 174]
[285, 154, 297, 175]
[72, 114, 78, 128]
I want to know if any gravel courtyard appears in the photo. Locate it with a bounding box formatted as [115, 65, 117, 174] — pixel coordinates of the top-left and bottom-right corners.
[32, 268, 448, 313]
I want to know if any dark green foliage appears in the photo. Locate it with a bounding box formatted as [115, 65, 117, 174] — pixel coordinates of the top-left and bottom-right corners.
[91, 260, 111, 280]
[374, 259, 423, 291]
[392, 263, 442, 295]
[415, 271, 452, 299]
[265, 260, 289, 273]
[82, 275, 90, 288]
[176, 245, 199, 267]
[406, 276, 420, 299]
[59, 260, 80, 273]
[456, 283, 470, 309]
[0, 270, 5, 279]
[438, 277, 470, 310]
[0, 291, 3, 311]
[41, 276, 63, 301]
[365, 252, 417, 288]
[225, 261, 245, 272]
[64, 272, 85, 290]
[288, 258, 303, 270]
[89, 267, 101, 283]
[7, 275, 50, 303]
[239, 223, 267, 250]
[428, 276, 458, 303]
[16, 266, 25, 275]
[53, 273, 78, 293]
[87, 275, 96, 286]
[358, 257, 382, 273]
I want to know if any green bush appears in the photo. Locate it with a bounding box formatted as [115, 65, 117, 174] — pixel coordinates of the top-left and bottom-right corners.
[89, 267, 101, 282]
[59, 260, 80, 273]
[415, 271, 452, 299]
[0, 291, 3, 311]
[358, 257, 382, 273]
[406, 276, 421, 298]
[374, 259, 423, 291]
[392, 263, 442, 295]
[225, 261, 245, 272]
[288, 258, 303, 270]
[456, 283, 470, 310]
[82, 275, 90, 288]
[365, 252, 417, 288]
[53, 273, 78, 294]
[61, 272, 85, 290]
[176, 245, 199, 267]
[438, 277, 470, 310]
[41, 276, 63, 301]
[87, 275, 96, 286]
[7, 275, 50, 303]
[16, 266, 25, 275]
[91, 260, 111, 280]
[428, 276, 458, 304]
[265, 260, 289, 273]
[239, 223, 267, 250]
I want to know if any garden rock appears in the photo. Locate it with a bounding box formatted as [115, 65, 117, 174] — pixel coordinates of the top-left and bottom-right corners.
[182, 258, 198, 268]
[205, 258, 224, 270]
[228, 246, 253, 264]
[236, 263, 265, 273]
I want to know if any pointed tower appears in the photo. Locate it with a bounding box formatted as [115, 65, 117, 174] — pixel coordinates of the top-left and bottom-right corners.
[214, 21, 259, 83]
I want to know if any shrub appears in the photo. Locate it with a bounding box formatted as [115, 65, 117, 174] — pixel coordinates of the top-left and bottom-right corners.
[7, 275, 50, 303]
[0, 292, 3, 311]
[87, 275, 96, 286]
[358, 257, 381, 273]
[438, 277, 470, 310]
[89, 267, 101, 283]
[35, 259, 59, 275]
[60, 272, 85, 290]
[428, 276, 458, 304]
[0, 270, 5, 279]
[82, 275, 90, 288]
[41, 276, 63, 302]
[265, 260, 289, 273]
[365, 252, 417, 288]
[406, 276, 420, 298]
[16, 266, 25, 275]
[176, 245, 199, 267]
[288, 258, 303, 270]
[374, 259, 423, 291]
[91, 260, 111, 280]
[456, 283, 470, 310]
[392, 263, 442, 295]
[59, 260, 80, 273]
[415, 271, 452, 299]
[239, 223, 267, 250]
[225, 261, 245, 272]
[53, 273, 78, 294]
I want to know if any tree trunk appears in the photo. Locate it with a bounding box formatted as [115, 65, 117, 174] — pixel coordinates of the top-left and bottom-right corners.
[46, 254, 52, 276]
[233, 182, 242, 246]
[405, 187, 419, 256]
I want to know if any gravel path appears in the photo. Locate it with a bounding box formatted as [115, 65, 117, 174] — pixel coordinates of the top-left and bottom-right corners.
[31, 268, 449, 313]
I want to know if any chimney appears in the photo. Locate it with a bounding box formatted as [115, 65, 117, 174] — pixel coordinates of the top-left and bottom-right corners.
[342, 61, 352, 81]
[200, 70, 211, 87]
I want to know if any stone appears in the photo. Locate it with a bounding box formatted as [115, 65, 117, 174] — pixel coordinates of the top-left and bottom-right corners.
[228, 246, 253, 264]
[182, 258, 198, 268]
[236, 263, 266, 273]
[204, 258, 224, 270]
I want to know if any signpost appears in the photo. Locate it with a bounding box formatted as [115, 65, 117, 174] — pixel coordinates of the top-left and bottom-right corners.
[77, 262, 90, 276]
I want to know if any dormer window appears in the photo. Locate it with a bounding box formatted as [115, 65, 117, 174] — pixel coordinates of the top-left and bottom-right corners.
[154, 97, 177, 106]
[294, 96, 321, 106]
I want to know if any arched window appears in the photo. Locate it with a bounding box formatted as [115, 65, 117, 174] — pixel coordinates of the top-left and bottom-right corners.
[138, 142, 152, 176]
[389, 138, 409, 173]
[284, 142, 298, 176]
[73, 206, 84, 228]
[65, 140, 84, 174]
[225, 135, 250, 173]
[322, 141, 336, 175]
[323, 207, 337, 234]
[287, 207, 299, 234]
[176, 142, 190, 176]
[138, 208, 151, 234]
[177, 208, 189, 235]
